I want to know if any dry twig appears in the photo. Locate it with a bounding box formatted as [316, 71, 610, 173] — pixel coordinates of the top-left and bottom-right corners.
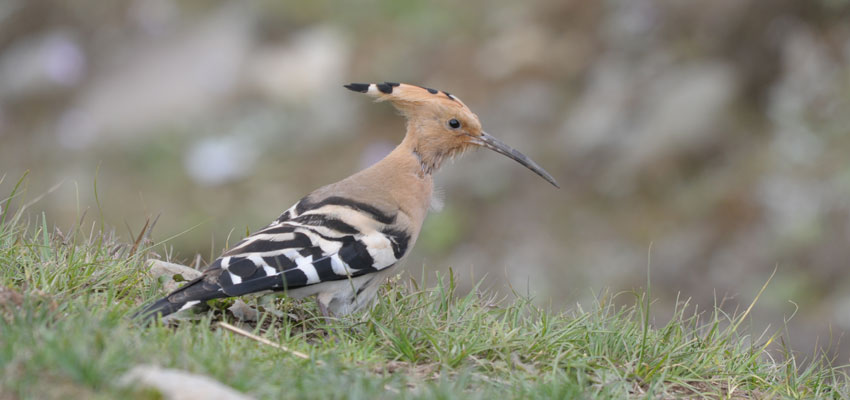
[216, 321, 313, 361]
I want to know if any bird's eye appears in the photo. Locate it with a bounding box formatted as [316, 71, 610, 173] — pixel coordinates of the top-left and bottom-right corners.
[448, 119, 461, 129]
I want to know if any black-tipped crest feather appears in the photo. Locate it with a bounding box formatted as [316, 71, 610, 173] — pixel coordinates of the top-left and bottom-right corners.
[344, 83, 370, 93]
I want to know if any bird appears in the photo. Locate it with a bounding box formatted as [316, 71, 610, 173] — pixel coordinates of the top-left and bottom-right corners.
[136, 82, 559, 320]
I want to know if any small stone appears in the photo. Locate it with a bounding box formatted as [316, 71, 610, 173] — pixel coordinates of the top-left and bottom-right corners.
[147, 259, 203, 293]
[119, 364, 254, 400]
[148, 259, 202, 279]
[228, 299, 258, 322]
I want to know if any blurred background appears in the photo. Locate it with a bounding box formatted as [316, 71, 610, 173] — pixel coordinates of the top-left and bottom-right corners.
[1, 0, 849, 361]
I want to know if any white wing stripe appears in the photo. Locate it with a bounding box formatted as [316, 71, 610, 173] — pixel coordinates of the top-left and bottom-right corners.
[178, 300, 201, 312]
[285, 222, 350, 238]
[296, 256, 320, 284]
[249, 232, 296, 242]
[330, 254, 352, 276]
[237, 248, 302, 258]
[362, 233, 397, 270]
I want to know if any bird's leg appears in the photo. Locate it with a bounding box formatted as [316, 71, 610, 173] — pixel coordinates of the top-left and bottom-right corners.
[315, 298, 340, 342]
[317, 298, 331, 319]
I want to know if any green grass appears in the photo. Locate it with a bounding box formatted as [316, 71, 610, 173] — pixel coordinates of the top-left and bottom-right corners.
[1, 196, 848, 398]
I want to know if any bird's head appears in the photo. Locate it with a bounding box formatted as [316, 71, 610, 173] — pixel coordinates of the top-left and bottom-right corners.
[345, 82, 559, 188]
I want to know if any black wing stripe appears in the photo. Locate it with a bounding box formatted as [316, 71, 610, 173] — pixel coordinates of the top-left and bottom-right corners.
[227, 257, 258, 278]
[256, 224, 295, 235]
[229, 233, 313, 255]
[303, 231, 356, 244]
[244, 264, 269, 282]
[282, 268, 309, 288]
[338, 239, 376, 273]
[275, 209, 292, 223]
[222, 276, 277, 296]
[298, 247, 318, 258]
[296, 196, 397, 225]
[312, 256, 336, 281]
[381, 228, 411, 259]
[219, 269, 234, 287]
[290, 214, 360, 235]
[263, 254, 297, 271]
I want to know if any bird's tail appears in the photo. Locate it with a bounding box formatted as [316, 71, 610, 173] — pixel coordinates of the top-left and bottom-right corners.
[133, 276, 227, 321]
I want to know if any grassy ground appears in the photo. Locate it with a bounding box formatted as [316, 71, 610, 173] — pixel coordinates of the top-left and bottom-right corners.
[1, 195, 848, 399]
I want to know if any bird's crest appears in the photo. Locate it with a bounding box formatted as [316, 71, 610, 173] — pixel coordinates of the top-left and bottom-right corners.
[344, 82, 469, 114]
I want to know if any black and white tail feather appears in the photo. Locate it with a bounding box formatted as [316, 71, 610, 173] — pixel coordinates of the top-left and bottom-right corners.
[135, 194, 410, 321]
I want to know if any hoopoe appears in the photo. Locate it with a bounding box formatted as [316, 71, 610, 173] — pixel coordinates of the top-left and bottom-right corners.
[137, 82, 558, 320]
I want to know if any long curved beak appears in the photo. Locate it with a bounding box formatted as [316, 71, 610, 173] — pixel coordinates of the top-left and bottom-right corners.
[473, 132, 560, 188]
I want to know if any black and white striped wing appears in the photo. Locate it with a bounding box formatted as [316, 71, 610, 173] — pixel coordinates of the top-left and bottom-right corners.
[207, 197, 410, 297]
